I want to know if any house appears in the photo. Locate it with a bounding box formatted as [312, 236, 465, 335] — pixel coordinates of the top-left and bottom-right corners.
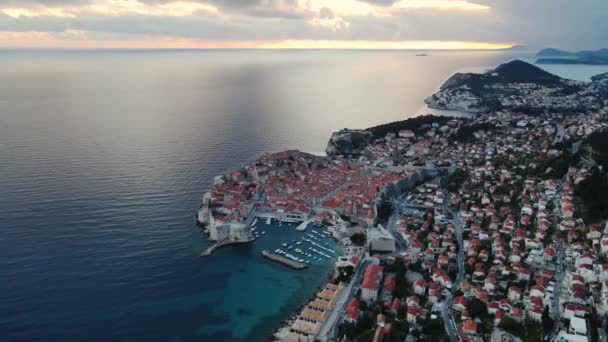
[407, 306, 421, 324]
[390, 298, 402, 315]
[487, 301, 499, 315]
[454, 296, 468, 311]
[508, 286, 522, 302]
[428, 282, 441, 303]
[413, 279, 427, 296]
[462, 320, 477, 335]
[345, 298, 360, 323]
[367, 226, 396, 253]
[361, 264, 384, 303]
[528, 297, 544, 321]
[382, 275, 396, 302]
[569, 316, 588, 337]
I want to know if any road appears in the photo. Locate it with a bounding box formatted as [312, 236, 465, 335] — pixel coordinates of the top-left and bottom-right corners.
[385, 209, 409, 251]
[549, 177, 567, 338]
[319, 258, 370, 341]
[322, 194, 413, 341]
[441, 193, 465, 342]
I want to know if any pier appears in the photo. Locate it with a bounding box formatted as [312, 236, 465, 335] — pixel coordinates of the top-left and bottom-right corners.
[295, 220, 311, 231]
[261, 250, 309, 270]
[201, 238, 240, 257]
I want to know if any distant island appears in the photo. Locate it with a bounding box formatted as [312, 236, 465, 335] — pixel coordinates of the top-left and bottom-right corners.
[424, 60, 608, 114]
[536, 48, 608, 65]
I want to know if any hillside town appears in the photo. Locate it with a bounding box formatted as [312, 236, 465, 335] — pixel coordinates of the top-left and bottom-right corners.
[197, 62, 608, 342]
[425, 60, 608, 114]
[321, 109, 608, 342]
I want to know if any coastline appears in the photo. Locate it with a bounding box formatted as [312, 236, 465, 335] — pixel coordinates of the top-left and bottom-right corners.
[196, 59, 608, 341]
[414, 66, 491, 118]
[195, 64, 493, 341]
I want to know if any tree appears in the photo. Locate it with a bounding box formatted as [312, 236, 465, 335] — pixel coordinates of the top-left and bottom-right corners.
[350, 233, 366, 246]
[541, 305, 554, 334]
[498, 317, 524, 338]
[466, 298, 488, 319]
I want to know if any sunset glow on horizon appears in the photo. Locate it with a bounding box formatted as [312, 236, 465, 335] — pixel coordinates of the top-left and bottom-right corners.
[0, 0, 604, 49]
[0, 30, 514, 50]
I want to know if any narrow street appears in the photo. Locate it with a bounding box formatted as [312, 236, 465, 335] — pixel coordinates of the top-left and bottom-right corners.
[442, 192, 465, 342]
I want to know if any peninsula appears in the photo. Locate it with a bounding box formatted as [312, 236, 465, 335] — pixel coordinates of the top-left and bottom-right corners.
[424, 60, 608, 114]
[197, 61, 608, 342]
[536, 48, 608, 65]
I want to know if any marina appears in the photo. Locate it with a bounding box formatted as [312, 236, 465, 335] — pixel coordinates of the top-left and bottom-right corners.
[261, 250, 309, 270]
[200, 214, 339, 267]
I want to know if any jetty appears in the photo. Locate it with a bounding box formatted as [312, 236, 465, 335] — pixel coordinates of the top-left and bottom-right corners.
[295, 219, 311, 232]
[261, 250, 309, 270]
[201, 238, 237, 257]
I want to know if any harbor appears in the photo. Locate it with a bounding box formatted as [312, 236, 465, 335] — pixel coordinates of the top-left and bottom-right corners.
[201, 213, 339, 267]
[261, 250, 309, 269]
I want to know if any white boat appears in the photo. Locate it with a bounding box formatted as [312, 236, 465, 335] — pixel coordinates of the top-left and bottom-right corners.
[281, 243, 288, 247]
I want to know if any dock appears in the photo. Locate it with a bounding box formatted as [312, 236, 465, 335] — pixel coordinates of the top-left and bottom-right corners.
[201, 239, 238, 257]
[295, 219, 311, 232]
[261, 250, 309, 270]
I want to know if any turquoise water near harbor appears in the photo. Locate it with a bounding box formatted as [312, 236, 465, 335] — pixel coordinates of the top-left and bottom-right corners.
[3, 49, 604, 342]
[194, 221, 339, 340]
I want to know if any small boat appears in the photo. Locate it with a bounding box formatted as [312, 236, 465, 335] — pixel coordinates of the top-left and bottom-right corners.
[282, 243, 288, 247]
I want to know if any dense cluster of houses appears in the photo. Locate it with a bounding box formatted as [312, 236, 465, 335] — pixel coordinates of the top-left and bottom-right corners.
[335, 110, 608, 342]
[198, 149, 409, 242]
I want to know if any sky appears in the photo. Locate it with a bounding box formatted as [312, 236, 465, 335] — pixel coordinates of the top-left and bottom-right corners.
[0, 0, 606, 49]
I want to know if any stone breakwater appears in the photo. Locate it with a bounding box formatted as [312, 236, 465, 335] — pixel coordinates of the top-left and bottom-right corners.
[261, 250, 309, 269]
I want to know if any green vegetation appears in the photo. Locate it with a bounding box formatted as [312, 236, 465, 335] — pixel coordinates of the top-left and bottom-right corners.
[368, 115, 455, 141]
[449, 122, 495, 143]
[384, 258, 409, 299]
[498, 317, 543, 341]
[376, 200, 393, 223]
[541, 306, 554, 335]
[529, 150, 579, 179]
[586, 129, 608, 168]
[441, 168, 468, 192]
[576, 167, 608, 223]
[466, 298, 488, 320]
[421, 318, 445, 340]
[385, 320, 409, 342]
[350, 233, 366, 246]
[334, 265, 355, 284]
[498, 317, 524, 338]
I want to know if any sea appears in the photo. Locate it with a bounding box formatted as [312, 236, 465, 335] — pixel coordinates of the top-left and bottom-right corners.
[1, 49, 605, 342]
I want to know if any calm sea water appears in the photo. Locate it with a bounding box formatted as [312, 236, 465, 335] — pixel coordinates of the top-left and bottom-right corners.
[3, 49, 591, 342]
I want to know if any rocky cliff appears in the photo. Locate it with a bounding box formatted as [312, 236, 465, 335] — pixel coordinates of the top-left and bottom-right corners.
[325, 129, 373, 157]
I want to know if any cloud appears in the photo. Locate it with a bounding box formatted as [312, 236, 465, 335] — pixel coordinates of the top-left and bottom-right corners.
[310, 7, 349, 32]
[392, 0, 490, 11]
[0, 0, 606, 49]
